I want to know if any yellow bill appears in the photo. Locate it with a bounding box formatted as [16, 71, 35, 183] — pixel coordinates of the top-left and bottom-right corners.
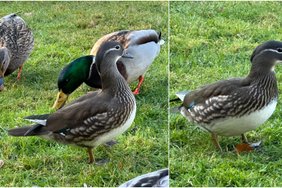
[52, 90, 69, 110]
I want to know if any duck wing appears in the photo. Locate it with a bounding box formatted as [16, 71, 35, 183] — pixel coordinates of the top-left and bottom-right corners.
[180, 78, 253, 124]
[183, 78, 251, 108]
[44, 91, 115, 134]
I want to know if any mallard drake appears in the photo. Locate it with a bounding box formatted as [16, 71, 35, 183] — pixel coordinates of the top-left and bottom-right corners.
[0, 13, 34, 91]
[174, 40, 282, 151]
[8, 41, 136, 163]
[119, 168, 169, 187]
[53, 29, 164, 109]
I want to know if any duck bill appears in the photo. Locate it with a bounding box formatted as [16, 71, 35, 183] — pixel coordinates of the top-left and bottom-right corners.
[0, 77, 4, 91]
[52, 90, 69, 110]
[121, 51, 134, 59]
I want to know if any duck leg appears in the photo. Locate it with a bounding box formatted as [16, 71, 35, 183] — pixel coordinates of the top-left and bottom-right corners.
[132, 76, 144, 95]
[17, 65, 23, 80]
[241, 134, 248, 143]
[211, 133, 222, 152]
[87, 147, 94, 164]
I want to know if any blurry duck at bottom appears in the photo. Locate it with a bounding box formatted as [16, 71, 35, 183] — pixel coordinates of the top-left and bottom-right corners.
[53, 29, 165, 110]
[119, 168, 168, 188]
[171, 40, 282, 153]
[0, 13, 34, 91]
[8, 41, 136, 164]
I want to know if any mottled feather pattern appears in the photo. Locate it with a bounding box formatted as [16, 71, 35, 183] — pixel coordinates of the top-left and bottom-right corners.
[49, 78, 135, 147]
[90, 30, 160, 54]
[90, 31, 129, 55]
[119, 168, 169, 187]
[183, 72, 278, 125]
[0, 14, 34, 75]
[106, 30, 130, 48]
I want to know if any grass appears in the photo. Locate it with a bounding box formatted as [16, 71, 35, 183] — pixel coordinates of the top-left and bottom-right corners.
[170, 2, 282, 187]
[0, 2, 168, 187]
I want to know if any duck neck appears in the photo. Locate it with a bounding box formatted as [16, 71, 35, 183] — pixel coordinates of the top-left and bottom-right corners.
[247, 63, 278, 99]
[100, 61, 132, 97]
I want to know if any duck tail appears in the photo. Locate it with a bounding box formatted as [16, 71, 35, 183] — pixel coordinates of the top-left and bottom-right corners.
[24, 114, 49, 125]
[8, 124, 47, 136]
[169, 98, 181, 102]
[24, 114, 50, 120]
[157, 31, 165, 46]
[176, 90, 191, 101]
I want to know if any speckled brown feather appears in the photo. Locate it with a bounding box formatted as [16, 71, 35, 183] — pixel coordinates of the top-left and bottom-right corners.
[90, 30, 160, 55]
[181, 48, 281, 125]
[183, 78, 251, 107]
[90, 31, 130, 55]
[0, 13, 34, 75]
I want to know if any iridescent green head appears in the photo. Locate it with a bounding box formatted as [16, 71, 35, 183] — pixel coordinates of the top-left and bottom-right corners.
[53, 55, 95, 109]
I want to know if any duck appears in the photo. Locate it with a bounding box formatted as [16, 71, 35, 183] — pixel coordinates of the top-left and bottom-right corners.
[173, 40, 282, 151]
[0, 13, 34, 91]
[8, 41, 136, 164]
[53, 29, 164, 110]
[119, 168, 169, 187]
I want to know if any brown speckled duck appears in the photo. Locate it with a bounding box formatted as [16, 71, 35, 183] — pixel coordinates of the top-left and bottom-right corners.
[175, 40, 282, 151]
[8, 41, 136, 163]
[0, 13, 34, 91]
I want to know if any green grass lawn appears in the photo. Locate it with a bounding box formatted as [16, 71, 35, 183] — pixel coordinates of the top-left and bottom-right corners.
[170, 2, 282, 187]
[0, 2, 168, 186]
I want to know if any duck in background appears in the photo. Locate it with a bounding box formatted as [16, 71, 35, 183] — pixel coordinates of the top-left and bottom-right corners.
[173, 40, 282, 152]
[119, 168, 169, 187]
[53, 29, 164, 110]
[8, 41, 136, 164]
[0, 13, 34, 91]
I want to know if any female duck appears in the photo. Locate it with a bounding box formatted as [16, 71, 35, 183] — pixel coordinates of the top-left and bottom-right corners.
[175, 40, 282, 151]
[8, 41, 136, 164]
[0, 13, 34, 90]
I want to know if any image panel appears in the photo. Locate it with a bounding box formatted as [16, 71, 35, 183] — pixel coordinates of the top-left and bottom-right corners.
[0, 1, 168, 187]
[170, 1, 282, 187]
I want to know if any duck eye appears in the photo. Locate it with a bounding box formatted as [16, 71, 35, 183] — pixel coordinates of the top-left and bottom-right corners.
[277, 48, 282, 52]
[115, 45, 121, 50]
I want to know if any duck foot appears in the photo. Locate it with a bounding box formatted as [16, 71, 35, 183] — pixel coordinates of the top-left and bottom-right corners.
[104, 140, 118, 147]
[235, 141, 262, 153]
[95, 158, 110, 165]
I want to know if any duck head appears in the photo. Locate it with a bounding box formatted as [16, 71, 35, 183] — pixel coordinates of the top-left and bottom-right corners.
[249, 40, 282, 76]
[53, 55, 95, 109]
[0, 47, 10, 91]
[95, 41, 133, 79]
